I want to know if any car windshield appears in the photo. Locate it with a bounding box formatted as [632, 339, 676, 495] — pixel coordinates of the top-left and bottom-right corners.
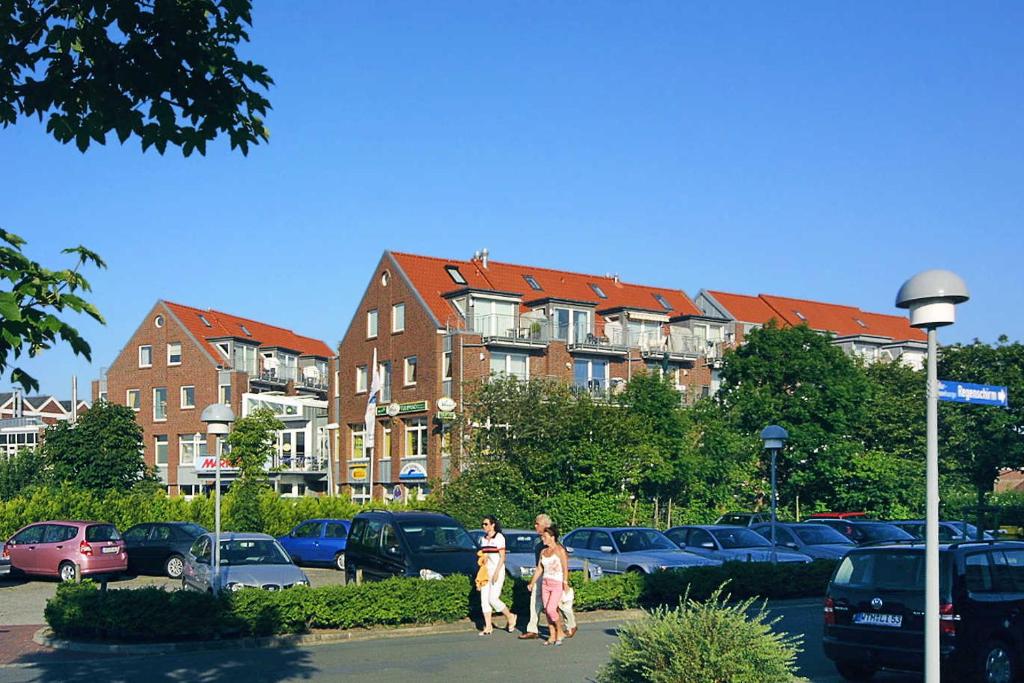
[219, 539, 292, 566]
[832, 550, 951, 597]
[180, 523, 206, 537]
[710, 528, 772, 549]
[793, 525, 854, 546]
[504, 533, 540, 554]
[611, 529, 677, 552]
[85, 525, 120, 542]
[399, 521, 476, 552]
[857, 523, 915, 543]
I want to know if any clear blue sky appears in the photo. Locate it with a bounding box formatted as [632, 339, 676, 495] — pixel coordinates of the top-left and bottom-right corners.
[6, 2, 1023, 398]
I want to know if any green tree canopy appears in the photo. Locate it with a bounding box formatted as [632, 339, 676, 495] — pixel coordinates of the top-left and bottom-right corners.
[2, 0, 273, 155]
[41, 400, 149, 490]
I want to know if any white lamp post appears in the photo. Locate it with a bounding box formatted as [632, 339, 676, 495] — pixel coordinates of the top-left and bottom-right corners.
[896, 269, 969, 683]
[760, 425, 789, 565]
[200, 403, 235, 595]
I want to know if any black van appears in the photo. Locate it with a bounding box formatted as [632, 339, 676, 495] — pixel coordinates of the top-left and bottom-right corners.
[344, 510, 478, 581]
[824, 541, 1024, 682]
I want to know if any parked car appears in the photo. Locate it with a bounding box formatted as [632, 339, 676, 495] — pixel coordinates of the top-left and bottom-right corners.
[824, 540, 1024, 681]
[890, 519, 995, 542]
[810, 519, 915, 546]
[469, 528, 603, 581]
[0, 553, 9, 578]
[561, 527, 721, 575]
[344, 510, 478, 581]
[277, 518, 351, 571]
[182, 532, 309, 592]
[2, 521, 126, 582]
[750, 522, 855, 560]
[714, 512, 770, 527]
[123, 521, 207, 579]
[665, 525, 813, 563]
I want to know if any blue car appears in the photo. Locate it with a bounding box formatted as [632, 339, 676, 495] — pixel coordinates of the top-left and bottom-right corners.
[665, 525, 813, 563]
[561, 526, 721, 575]
[750, 522, 855, 560]
[277, 518, 350, 571]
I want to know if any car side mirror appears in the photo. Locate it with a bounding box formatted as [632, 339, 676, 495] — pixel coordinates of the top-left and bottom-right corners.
[385, 545, 402, 557]
[784, 542, 798, 549]
[599, 545, 615, 553]
[565, 546, 574, 554]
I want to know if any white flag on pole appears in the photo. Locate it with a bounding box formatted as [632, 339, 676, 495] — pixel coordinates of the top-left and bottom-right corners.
[364, 349, 382, 448]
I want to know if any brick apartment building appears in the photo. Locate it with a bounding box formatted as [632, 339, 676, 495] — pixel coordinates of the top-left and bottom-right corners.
[93, 301, 333, 496]
[333, 250, 732, 502]
[694, 290, 927, 368]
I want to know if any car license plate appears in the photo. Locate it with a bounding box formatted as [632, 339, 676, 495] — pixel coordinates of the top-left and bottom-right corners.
[853, 612, 902, 628]
[101, 546, 119, 554]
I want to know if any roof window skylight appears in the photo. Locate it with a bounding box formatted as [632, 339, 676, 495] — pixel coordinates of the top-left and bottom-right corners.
[794, 311, 807, 321]
[589, 283, 608, 299]
[240, 324, 253, 337]
[523, 275, 542, 291]
[653, 294, 672, 311]
[445, 265, 467, 285]
[855, 318, 868, 328]
[198, 314, 212, 328]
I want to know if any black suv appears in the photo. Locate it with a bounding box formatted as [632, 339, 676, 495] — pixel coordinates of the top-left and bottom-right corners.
[824, 540, 1024, 682]
[344, 511, 478, 581]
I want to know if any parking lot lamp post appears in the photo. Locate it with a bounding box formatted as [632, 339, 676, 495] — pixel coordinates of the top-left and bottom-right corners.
[896, 270, 969, 683]
[760, 425, 789, 565]
[200, 403, 236, 596]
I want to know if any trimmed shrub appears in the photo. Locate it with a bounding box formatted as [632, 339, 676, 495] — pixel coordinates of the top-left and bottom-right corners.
[597, 586, 802, 683]
[642, 560, 838, 605]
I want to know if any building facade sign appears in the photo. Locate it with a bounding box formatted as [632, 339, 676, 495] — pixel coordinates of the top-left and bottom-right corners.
[376, 400, 430, 417]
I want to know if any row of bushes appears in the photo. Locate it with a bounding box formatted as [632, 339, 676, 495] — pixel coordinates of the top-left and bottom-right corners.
[46, 560, 839, 642]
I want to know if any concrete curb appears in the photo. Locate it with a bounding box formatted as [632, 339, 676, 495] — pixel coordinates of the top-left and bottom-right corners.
[33, 609, 648, 656]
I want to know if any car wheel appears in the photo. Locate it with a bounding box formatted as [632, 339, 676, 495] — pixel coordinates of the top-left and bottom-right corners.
[334, 553, 345, 572]
[164, 554, 185, 579]
[58, 561, 77, 583]
[979, 640, 1015, 683]
[835, 661, 875, 681]
[626, 566, 646, 575]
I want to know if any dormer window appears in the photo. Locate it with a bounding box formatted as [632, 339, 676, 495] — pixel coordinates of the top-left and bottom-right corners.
[589, 283, 607, 299]
[445, 265, 467, 285]
[652, 294, 672, 311]
[523, 275, 542, 291]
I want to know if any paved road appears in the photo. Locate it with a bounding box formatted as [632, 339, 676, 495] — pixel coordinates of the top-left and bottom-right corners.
[0, 597, 922, 682]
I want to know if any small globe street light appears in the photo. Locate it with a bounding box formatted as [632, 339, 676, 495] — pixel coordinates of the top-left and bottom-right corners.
[896, 269, 969, 683]
[200, 403, 235, 595]
[760, 425, 789, 565]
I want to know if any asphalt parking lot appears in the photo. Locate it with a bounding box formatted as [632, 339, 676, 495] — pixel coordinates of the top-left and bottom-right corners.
[0, 567, 348, 626]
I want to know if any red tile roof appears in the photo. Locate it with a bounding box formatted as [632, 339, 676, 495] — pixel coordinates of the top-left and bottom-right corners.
[707, 290, 925, 343]
[389, 251, 702, 328]
[163, 301, 333, 360]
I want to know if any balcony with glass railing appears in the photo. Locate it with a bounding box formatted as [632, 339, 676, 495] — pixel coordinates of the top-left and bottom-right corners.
[565, 326, 629, 356]
[474, 314, 551, 348]
[265, 453, 326, 473]
[635, 330, 703, 362]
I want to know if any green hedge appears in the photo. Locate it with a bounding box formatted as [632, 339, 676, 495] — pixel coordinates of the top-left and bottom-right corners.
[45, 561, 838, 643]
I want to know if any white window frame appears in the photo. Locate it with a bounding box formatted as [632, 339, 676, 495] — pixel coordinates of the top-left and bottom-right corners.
[126, 389, 141, 411]
[489, 351, 529, 381]
[574, 358, 610, 389]
[153, 387, 168, 422]
[404, 356, 417, 386]
[180, 385, 195, 409]
[167, 342, 182, 366]
[138, 345, 152, 368]
[392, 303, 405, 333]
[355, 365, 368, 393]
[350, 424, 370, 461]
[178, 433, 206, 466]
[154, 435, 168, 467]
[218, 382, 231, 405]
[405, 417, 428, 457]
[367, 309, 379, 338]
[470, 296, 519, 336]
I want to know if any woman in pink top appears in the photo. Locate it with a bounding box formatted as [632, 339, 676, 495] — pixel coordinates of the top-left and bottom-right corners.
[527, 525, 569, 645]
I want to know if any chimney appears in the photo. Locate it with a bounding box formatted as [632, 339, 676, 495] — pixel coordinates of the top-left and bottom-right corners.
[13, 388, 22, 418]
[613, 273, 620, 284]
[481, 248, 489, 269]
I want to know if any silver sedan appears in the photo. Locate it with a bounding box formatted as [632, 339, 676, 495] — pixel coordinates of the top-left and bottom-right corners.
[182, 532, 310, 593]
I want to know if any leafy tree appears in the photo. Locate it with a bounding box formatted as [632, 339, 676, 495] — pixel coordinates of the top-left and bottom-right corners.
[2, 0, 273, 156]
[224, 407, 282, 532]
[0, 230, 106, 392]
[939, 337, 1024, 506]
[0, 446, 48, 500]
[716, 323, 874, 512]
[41, 400, 150, 490]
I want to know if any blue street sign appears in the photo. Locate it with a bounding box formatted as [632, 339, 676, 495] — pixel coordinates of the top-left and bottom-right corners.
[938, 380, 1009, 407]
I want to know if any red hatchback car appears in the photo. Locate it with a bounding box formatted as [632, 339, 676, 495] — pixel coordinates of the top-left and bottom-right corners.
[2, 521, 127, 582]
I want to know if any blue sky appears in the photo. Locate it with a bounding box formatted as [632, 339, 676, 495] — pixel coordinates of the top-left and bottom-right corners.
[6, 2, 1023, 398]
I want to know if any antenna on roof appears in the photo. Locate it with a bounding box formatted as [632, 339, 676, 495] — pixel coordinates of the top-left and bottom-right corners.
[473, 250, 481, 261]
